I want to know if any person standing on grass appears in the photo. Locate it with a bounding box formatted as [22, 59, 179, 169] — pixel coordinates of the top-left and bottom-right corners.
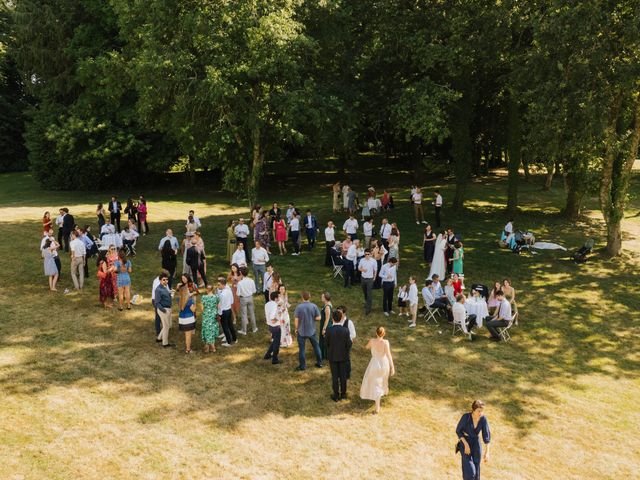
[177, 283, 196, 354]
[236, 266, 257, 335]
[360, 326, 395, 414]
[96, 204, 106, 232]
[234, 218, 250, 257]
[186, 238, 207, 287]
[288, 211, 301, 255]
[97, 250, 115, 308]
[42, 211, 52, 234]
[251, 240, 269, 291]
[201, 284, 220, 353]
[433, 190, 443, 227]
[294, 290, 323, 371]
[324, 221, 336, 266]
[304, 209, 319, 251]
[319, 292, 333, 360]
[363, 217, 374, 249]
[69, 231, 86, 291]
[114, 250, 132, 311]
[379, 257, 398, 316]
[273, 216, 288, 255]
[155, 273, 175, 348]
[408, 275, 419, 327]
[325, 310, 352, 401]
[217, 277, 237, 347]
[61, 208, 75, 252]
[343, 214, 359, 241]
[108, 196, 122, 232]
[42, 239, 59, 291]
[263, 291, 282, 365]
[358, 249, 378, 315]
[151, 269, 170, 339]
[412, 187, 427, 224]
[158, 229, 179, 252]
[332, 181, 341, 213]
[137, 196, 148, 235]
[160, 240, 177, 289]
[456, 399, 491, 480]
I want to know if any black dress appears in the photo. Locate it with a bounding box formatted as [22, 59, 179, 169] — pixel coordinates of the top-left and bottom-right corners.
[423, 231, 435, 263]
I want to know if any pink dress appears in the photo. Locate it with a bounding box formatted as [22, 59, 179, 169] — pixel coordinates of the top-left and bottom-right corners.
[137, 203, 147, 222]
[274, 220, 287, 242]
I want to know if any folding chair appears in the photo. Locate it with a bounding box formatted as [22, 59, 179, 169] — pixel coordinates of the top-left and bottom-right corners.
[422, 305, 441, 325]
[331, 256, 344, 279]
[497, 312, 517, 342]
[452, 313, 467, 336]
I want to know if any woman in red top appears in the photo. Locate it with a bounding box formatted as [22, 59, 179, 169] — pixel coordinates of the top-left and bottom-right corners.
[42, 211, 52, 233]
[273, 217, 287, 255]
[452, 273, 463, 295]
[137, 197, 148, 235]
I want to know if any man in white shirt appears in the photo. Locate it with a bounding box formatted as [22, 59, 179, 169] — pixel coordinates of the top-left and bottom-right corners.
[344, 239, 360, 288]
[55, 209, 65, 246]
[434, 190, 443, 227]
[236, 267, 257, 335]
[100, 218, 115, 238]
[379, 218, 391, 250]
[231, 242, 247, 267]
[343, 215, 358, 241]
[342, 184, 350, 211]
[234, 218, 250, 255]
[188, 210, 202, 229]
[289, 212, 301, 255]
[412, 187, 426, 224]
[379, 257, 398, 316]
[285, 202, 299, 224]
[263, 291, 282, 364]
[69, 231, 86, 290]
[336, 305, 356, 381]
[453, 294, 476, 340]
[158, 229, 179, 252]
[408, 275, 419, 327]
[324, 221, 336, 266]
[151, 269, 170, 340]
[358, 249, 378, 315]
[423, 279, 450, 320]
[263, 264, 274, 303]
[251, 240, 270, 291]
[121, 226, 140, 256]
[504, 219, 514, 235]
[363, 218, 374, 249]
[217, 277, 237, 346]
[485, 290, 512, 341]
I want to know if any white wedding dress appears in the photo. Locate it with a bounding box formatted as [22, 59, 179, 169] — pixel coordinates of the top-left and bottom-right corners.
[428, 234, 446, 280]
[360, 340, 391, 401]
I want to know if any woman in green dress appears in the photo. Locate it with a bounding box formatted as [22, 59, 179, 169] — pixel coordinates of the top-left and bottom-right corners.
[226, 220, 236, 263]
[201, 284, 220, 353]
[452, 241, 464, 276]
[319, 291, 333, 360]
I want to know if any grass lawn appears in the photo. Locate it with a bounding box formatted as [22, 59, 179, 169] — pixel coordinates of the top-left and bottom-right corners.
[0, 166, 638, 480]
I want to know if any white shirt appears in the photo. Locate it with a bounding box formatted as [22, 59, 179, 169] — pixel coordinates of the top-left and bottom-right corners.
[234, 224, 249, 238]
[305, 215, 314, 229]
[435, 194, 443, 207]
[379, 223, 391, 239]
[101, 224, 115, 235]
[158, 235, 179, 250]
[422, 287, 435, 307]
[237, 277, 257, 297]
[263, 271, 274, 292]
[121, 229, 139, 242]
[343, 218, 358, 234]
[69, 238, 86, 258]
[504, 222, 513, 234]
[358, 257, 377, 279]
[363, 222, 374, 237]
[289, 217, 300, 232]
[218, 286, 233, 312]
[496, 298, 512, 320]
[151, 276, 161, 301]
[40, 234, 53, 250]
[398, 288, 408, 301]
[346, 244, 358, 262]
[344, 317, 357, 341]
[55, 214, 64, 228]
[367, 197, 377, 210]
[251, 247, 269, 265]
[286, 207, 296, 223]
[412, 192, 423, 204]
[378, 262, 397, 285]
[408, 284, 418, 306]
[452, 302, 468, 333]
[324, 227, 335, 242]
[191, 216, 202, 228]
[231, 249, 247, 267]
[265, 300, 278, 326]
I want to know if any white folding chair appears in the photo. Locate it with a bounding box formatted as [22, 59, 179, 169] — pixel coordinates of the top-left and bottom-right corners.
[452, 313, 468, 336]
[498, 312, 517, 342]
[422, 305, 440, 325]
[331, 257, 344, 279]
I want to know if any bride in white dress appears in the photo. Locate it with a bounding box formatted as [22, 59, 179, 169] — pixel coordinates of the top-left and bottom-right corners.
[428, 232, 447, 280]
[360, 326, 395, 413]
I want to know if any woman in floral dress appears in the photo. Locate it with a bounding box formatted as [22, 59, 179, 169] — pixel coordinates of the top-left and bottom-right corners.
[277, 284, 293, 347]
[97, 250, 115, 308]
[201, 284, 220, 353]
[254, 213, 271, 253]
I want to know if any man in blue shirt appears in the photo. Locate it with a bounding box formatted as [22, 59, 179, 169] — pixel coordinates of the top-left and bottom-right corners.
[293, 291, 323, 370]
[158, 229, 179, 252]
[304, 209, 319, 251]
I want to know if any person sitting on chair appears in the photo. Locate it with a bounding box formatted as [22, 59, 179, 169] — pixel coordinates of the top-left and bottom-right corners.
[121, 226, 139, 256]
[484, 290, 512, 341]
[422, 279, 450, 320]
[453, 294, 476, 341]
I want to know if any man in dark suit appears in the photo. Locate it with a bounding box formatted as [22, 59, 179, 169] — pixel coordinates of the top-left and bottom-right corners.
[61, 208, 75, 252]
[186, 238, 207, 287]
[325, 310, 352, 401]
[108, 196, 122, 232]
[303, 209, 319, 251]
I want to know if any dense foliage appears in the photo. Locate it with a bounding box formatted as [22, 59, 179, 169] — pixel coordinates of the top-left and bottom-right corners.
[1, 0, 639, 253]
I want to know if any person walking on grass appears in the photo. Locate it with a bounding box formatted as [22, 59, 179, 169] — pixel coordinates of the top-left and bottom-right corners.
[151, 269, 170, 339]
[289, 211, 301, 255]
[294, 291, 323, 371]
[412, 187, 427, 224]
[456, 400, 491, 480]
[237, 266, 257, 335]
[114, 250, 132, 310]
[201, 284, 220, 353]
[251, 240, 270, 292]
[358, 248, 377, 315]
[217, 277, 237, 347]
[42, 239, 59, 291]
[69, 231, 86, 291]
[178, 283, 196, 354]
[155, 273, 175, 348]
[263, 291, 282, 365]
[360, 326, 395, 414]
[379, 257, 398, 316]
[326, 310, 352, 401]
[408, 275, 419, 327]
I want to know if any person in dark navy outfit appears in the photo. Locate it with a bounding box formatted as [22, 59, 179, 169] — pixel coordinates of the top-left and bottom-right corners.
[455, 399, 491, 480]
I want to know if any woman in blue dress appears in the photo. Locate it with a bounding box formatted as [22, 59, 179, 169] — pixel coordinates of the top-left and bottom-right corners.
[114, 250, 132, 311]
[456, 399, 491, 480]
[177, 284, 197, 354]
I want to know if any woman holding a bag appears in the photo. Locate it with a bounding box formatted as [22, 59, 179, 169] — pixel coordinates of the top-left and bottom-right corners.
[455, 400, 491, 480]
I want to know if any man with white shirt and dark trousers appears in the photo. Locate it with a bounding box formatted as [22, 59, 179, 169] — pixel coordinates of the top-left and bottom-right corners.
[344, 239, 360, 288]
[108, 196, 122, 232]
[236, 267, 257, 335]
[379, 218, 391, 251]
[55, 209, 65, 249]
[485, 290, 512, 341]
[358, 249, 377, 315]
[234, 218, 250, 258]
[379, 257, 398, 316]
[69, 231, 86, 290]
[288, 212, 301, 255]
[251, 240, 270, 291]
[304, 209, 319, 251]
[324, 221, 335, 266]
[433, 190, 443, 227]
[217, 277, 237, 346]
[343, 215, 358, 241]
[263, 264, 274, 303]
[336, 305, 356, 381]
[263, 291, 282, 365]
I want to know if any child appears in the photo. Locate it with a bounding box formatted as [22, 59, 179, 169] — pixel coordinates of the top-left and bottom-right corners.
[408, 276, 419, 328]
[397, 284, 409, 316]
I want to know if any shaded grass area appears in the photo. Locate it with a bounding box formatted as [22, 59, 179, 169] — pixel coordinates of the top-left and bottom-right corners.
[0, 169, 638, 479]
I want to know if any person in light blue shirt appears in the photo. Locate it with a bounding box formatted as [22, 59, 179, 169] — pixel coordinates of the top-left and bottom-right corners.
[158, 229, 179, 252]
[293, 291, 323, 370]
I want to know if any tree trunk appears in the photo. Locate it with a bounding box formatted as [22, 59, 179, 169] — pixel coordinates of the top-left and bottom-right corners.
[543, 161, 554, 190]
[451, 76, 474, 211]
[506, 96, 521, 213]
[562, 169, 585, 220]
[247, 125, 263, 208]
